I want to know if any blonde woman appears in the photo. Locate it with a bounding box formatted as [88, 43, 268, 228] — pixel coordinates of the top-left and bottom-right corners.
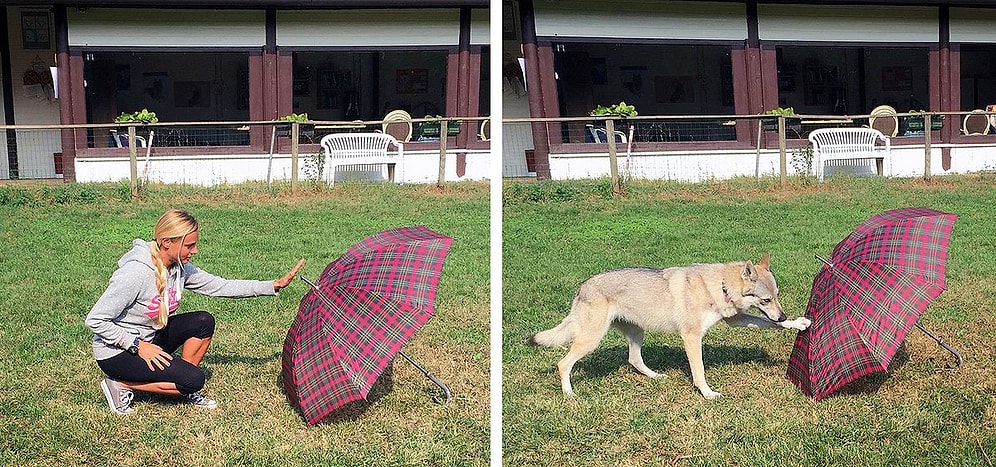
[85, 209, 305, 415]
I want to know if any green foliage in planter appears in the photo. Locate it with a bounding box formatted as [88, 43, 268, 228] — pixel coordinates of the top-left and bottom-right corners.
[277, 113, 310, 122]
[114, 108, 158, 124]
[590, 101, 637, 118]
[763, 107, 796, 116]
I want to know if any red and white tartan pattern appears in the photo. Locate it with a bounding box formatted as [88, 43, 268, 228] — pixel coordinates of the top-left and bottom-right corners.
[282, 226, 453, 425]
[786, 207, 956, 401]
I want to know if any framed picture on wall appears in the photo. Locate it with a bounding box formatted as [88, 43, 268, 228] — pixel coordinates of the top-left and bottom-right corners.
[293, 73, 310, 97]
[654, 76, 695, 104]
[881, 66, 913, 91]
[237, 68, 249, 110]
[396, 69, 429, 94]
[21, 10, 50, 50]
[174, 81, 211, 108]
[143, 72, 169, 104]
[591, 58, 607, 85]
[503, 1, 519, 41]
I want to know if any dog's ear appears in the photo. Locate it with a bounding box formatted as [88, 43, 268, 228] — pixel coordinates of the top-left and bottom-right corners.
[758, 252, 770, 270]
[741, 260, 758, 282]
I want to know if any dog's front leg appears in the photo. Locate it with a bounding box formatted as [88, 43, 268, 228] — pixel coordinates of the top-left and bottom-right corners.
[680, 332, 721, 400]
[778, 316, 811, 331]
[725, 313, 811, 331]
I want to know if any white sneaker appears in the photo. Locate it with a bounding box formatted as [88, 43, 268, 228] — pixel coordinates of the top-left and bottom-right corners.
[100, 378, 134, 415]
[183, 392, 218, 409]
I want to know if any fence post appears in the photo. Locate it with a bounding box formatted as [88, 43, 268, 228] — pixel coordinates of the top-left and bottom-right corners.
[437, 119, 448, 189]
[128, 125, 139, 199]
[778, 116, 787, 188]
[291, 122, 299, 193]
[923, 114, 932, 180]
[606, 119, 620, 195]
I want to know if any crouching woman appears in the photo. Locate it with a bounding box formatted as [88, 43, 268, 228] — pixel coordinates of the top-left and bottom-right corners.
[86, 209, 304, 415]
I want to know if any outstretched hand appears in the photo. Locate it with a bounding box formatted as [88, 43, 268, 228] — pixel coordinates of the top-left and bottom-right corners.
[274, 258, 306, 291]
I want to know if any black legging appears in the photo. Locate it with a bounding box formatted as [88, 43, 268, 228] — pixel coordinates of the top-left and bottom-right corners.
[96, 311, 215, 395]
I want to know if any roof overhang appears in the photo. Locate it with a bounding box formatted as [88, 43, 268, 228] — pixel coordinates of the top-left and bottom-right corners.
[3, 0, 488, 7]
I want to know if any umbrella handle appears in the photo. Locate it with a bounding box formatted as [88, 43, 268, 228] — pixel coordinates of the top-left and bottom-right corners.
[301, 275, 337, 308]
[914, 322, 963, 369]
[398, 351, 452, 404]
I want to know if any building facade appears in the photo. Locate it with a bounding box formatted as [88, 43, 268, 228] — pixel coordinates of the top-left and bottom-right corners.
[0, 0, 489, 183]
[503, 0, 996, 181]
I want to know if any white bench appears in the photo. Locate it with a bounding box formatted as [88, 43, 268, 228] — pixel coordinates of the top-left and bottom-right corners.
[808, 127, 891, 182]
[319, 133, 404, 186]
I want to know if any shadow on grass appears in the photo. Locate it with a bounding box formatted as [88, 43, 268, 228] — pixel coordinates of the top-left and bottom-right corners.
[560, 343, 777, 384]
[203, 352, 281, 366]
[279, 363, 395, 425]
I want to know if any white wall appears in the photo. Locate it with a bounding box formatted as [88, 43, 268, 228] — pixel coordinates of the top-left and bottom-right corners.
[68, 8, 265, 47]
[951, 8, 996, 43]
[758, 5, 937, 43]
[277, 10, 460, 47]
[549, 145, 996, 183]
[534, 0, 746, 41]
[74, 150, 489, 186]
[5, 7, 61, 178]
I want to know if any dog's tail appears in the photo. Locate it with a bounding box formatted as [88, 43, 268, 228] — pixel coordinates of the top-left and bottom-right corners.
[527, 315, 578, 347]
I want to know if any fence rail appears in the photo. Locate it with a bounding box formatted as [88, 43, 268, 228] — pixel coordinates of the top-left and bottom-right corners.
[0, 117, 491, 195]
[502, 111, 996, 189]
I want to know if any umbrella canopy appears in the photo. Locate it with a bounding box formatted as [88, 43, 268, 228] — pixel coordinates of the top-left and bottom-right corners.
[282, 225, 453, 425]
[786, 207, 957, 401]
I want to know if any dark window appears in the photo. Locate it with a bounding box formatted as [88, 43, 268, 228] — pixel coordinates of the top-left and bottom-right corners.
[292, 50, 448, 122]
[480, 46, 490, 118]
[959, 44, 996, 111]
[552, 42, 735, 143]
[776, 46, 929, 115]
[83, 51, 250, 147]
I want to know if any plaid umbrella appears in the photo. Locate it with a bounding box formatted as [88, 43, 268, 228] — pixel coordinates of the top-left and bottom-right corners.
[281, 225, 453, 425]
[786, 207, 958, 401]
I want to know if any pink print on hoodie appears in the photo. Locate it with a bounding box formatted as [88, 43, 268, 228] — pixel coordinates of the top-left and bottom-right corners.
[145, 288, 180, 320]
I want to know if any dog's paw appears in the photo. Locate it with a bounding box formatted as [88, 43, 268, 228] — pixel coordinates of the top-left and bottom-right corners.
[781, 317, 812, 331]
[701, 390, 723, 400]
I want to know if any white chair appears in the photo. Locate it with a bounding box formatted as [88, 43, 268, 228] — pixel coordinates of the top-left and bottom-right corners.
[808, 127, 891, 182]
[381, 110, 413, 142]
[319, 133, 404, 187]
[478, 119, 490, 141]
[962, 109, 990, 135]
[586, 125, 627, 143]
[109, 129, 147, 148]
[868, 105, 899, 137]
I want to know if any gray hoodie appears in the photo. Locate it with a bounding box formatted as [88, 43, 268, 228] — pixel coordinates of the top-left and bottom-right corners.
[85, 239, 277, 360]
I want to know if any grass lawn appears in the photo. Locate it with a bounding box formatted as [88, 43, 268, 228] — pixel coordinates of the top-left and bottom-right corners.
[503, 175, 996, 466]
[0, 182, 490, 466]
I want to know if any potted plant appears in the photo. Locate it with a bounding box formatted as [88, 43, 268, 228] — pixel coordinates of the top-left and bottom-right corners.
[590, 101, 637, 120]
[112, 109, 157, 147]
[276, 112, 314, 140]
[761, 107, 801, 131]
[587, 101, 637, 142]
[114, 108, 158, 124]
[417, 115, 463, 138]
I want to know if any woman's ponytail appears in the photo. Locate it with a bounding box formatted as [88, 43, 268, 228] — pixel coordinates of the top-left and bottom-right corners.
[149, 209, 198, 329]
[147, 240, 170, 329]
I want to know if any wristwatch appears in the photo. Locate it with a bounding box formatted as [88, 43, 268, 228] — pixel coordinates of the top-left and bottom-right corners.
[126, 337, 140, 355]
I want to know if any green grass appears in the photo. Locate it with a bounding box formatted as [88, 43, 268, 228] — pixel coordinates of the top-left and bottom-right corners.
[0, 181, 489, 466]
[503, 175, 996, 466]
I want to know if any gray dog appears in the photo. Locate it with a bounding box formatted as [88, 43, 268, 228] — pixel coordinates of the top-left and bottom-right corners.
[529, 254, 811, 399]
